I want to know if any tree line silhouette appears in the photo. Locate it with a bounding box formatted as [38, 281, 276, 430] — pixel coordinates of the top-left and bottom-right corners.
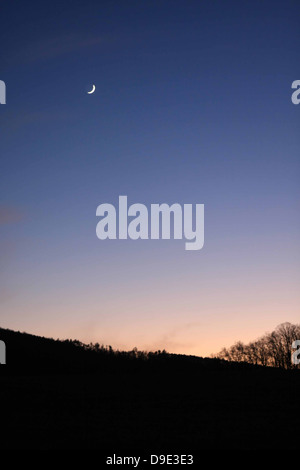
[1, 323, 300, 371]
[213, 322, 300, 369]
[1, 324, 300, 450]
[0, 326, 270, 373]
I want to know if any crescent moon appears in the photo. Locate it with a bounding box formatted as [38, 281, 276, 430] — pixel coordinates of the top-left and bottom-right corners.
[87, 85, 96, 94]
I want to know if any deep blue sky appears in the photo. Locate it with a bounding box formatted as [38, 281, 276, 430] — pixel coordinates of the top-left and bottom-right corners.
[0, 1, 299, 355]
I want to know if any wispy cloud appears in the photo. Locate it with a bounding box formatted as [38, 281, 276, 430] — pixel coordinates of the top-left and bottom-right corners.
[1, 110, 75, 134]
[11, 33, 116, 65]
[145, 322, 201, 353]
[0, 205, 24, 225]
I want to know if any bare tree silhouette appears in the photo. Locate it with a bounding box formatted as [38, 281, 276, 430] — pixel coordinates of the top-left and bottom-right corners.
[213, 322, 300, 369]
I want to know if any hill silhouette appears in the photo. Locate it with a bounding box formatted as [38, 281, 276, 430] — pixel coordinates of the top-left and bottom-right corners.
[0, 327, 299, 450]
[0, 326, 261, 373]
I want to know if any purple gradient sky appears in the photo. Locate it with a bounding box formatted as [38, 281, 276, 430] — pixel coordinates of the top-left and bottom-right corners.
[0, 0, 299, 356]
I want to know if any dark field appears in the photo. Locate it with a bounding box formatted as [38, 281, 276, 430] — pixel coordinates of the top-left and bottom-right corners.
[0, 328, 299, 450]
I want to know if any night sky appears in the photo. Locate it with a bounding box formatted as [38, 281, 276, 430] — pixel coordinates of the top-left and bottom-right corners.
[1, 0, 299, 356]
